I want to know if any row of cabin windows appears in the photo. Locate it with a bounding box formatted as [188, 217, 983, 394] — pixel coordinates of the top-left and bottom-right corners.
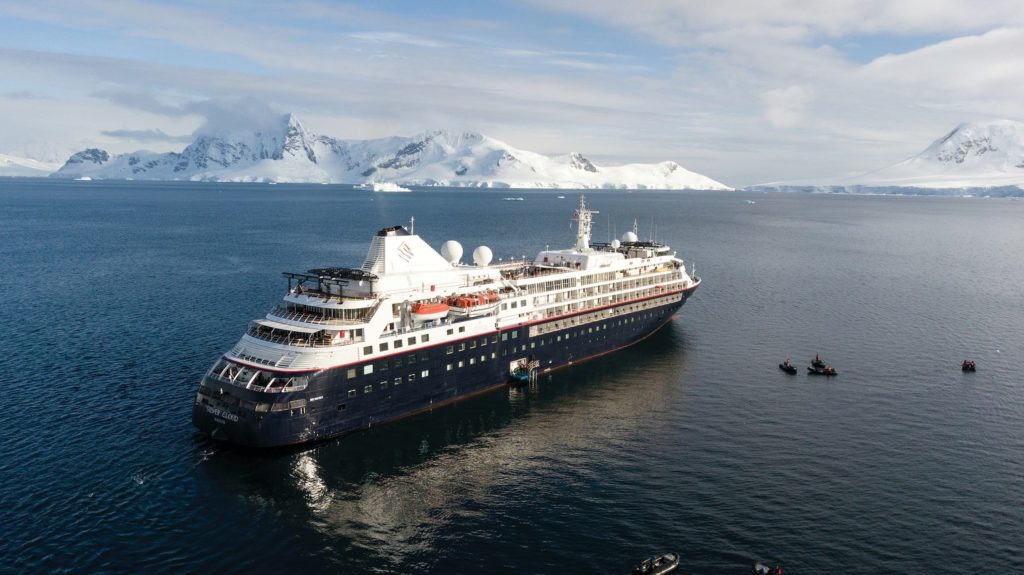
[446, 352, 498, 371]
[325, 307, 672, 411]
[346, 302, 671, 382]
[348, 369, 431, 397]
[500, 299, 528, 310]
[445, 326, 467, 335]
[494, 313, 659, 354]
[346, 351, 431, 379]
[363, 333, 431, 356]
[529, 292, 679, 338]
[434, 314, 653, 366]
[435, 311, 667, 373]
[444, 334, 500, 355]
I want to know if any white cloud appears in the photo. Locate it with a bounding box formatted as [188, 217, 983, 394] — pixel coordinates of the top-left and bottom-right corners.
[345, 31, 449, 48]
[100, 128, 191, 143]
[529, 0, 1024, 43]
[0, 1, 1022, 185]
[860, 28, 1024, 106]
[761, 85, 814, 128]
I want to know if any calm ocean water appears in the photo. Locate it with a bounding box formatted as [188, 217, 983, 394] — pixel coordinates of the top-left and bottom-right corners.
[1, 179, 1022, 574]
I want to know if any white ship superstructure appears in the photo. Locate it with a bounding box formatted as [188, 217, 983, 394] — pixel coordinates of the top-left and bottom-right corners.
[194, 196, 701, 447]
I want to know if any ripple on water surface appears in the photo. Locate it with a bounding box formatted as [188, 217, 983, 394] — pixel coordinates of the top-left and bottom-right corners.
[1, 183, 1023, 574]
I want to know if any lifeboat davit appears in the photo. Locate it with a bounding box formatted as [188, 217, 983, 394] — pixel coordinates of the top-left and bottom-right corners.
[411, 301, 450, 322]
[447, 291, 501, 317]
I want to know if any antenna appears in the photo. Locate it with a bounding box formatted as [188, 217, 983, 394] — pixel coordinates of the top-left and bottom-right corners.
[571, 195, 598, 251]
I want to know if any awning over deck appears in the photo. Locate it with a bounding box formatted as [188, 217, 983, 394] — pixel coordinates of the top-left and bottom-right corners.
[255, 318, 320, 334]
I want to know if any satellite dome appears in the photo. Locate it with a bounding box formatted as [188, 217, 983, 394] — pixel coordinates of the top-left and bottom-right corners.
[611, 239, 621, 249]
[472, 246, 493, 266]
[622, 231, 639, 243]
[440, 240, 463, 264]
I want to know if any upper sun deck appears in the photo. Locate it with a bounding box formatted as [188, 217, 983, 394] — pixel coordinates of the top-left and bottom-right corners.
[276, 195, 683, 314]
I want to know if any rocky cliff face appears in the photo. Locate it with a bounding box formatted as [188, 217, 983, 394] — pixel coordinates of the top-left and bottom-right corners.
[924, 120, 1024, 169]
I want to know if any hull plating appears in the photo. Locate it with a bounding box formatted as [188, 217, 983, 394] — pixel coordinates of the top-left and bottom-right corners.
[193, 287, 696, 447]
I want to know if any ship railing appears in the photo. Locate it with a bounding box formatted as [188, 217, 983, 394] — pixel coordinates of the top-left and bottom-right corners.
[499, 263, 574, 280]
[246, 324, 365, 348]
[289, 288, 378, 303]
[268, 305, 366, 325]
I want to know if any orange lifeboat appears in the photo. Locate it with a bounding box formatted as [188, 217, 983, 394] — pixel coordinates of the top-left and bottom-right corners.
[411, 301, 450, 322]
[447, 291, 501, 317]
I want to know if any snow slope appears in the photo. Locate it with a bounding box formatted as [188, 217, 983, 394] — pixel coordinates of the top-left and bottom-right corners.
[848, 120, 1024, 188]
[753, 120, 1024, 191]
[0, 153, 60, 177]
[52, 114, 731, 190]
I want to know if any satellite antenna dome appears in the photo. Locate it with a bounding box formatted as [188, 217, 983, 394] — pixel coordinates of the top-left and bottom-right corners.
[440, 240, 463, 264]
[622, 231, 639, 243]
[472, 245, 493, 266]
[611, 239, 621, 249]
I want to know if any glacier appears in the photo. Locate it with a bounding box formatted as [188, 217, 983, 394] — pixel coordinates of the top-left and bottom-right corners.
[50, 114, 731, 190]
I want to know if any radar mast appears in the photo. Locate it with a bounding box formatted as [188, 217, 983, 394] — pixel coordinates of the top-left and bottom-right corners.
[572, 195, 599, 251]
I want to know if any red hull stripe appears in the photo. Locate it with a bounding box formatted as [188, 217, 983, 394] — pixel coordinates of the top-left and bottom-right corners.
[270, 314, 682, 448]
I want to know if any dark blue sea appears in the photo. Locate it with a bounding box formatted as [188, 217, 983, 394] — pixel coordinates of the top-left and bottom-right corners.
[1, 179, 1022, 574]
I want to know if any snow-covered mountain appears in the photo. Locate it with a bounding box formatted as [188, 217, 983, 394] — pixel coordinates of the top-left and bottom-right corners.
[0, 153, 60, 177]
[752, 120, 1024, 192]
[848, 120, 1024, 188]
[51, 114, 731, 190]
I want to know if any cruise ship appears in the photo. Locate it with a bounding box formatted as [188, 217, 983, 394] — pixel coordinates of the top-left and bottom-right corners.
[192, 197, 701, 447]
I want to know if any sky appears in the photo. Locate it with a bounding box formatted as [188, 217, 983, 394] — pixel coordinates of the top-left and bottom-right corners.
[1, 0, 1023, 186]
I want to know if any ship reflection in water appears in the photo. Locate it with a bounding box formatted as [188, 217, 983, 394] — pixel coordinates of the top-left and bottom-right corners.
[199, 325, 691, 569]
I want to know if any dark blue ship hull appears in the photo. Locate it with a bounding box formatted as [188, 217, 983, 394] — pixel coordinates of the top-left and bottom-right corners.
[193, 286, 697, 447]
